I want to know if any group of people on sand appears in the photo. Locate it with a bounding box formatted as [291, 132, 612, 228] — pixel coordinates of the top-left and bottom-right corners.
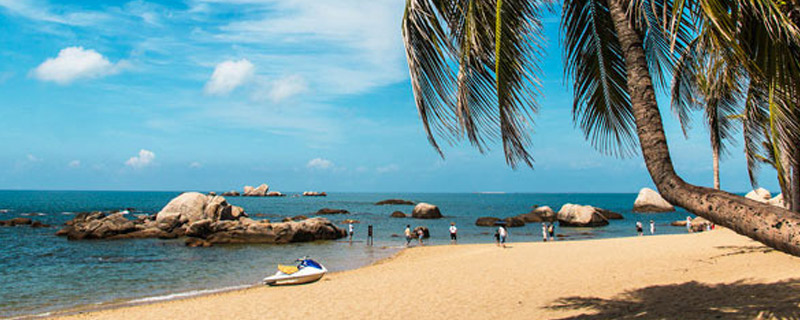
[541, 222, 555, 242]
[635, 220, 656, 236]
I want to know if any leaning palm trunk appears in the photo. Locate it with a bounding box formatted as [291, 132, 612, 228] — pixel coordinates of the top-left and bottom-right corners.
[607, 0, 800, 255]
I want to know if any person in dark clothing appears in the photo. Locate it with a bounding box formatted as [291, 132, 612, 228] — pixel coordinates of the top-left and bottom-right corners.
[367, 224, 373, 246]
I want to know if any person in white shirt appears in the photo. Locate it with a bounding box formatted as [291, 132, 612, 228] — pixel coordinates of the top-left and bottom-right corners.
[498, 226, 508, 248]
[541, 223, 548, 242]
[348, 223, 354, 243]
[404, 225, 412, 246]
[649, 220, 655, 235]
[686, 216, 693, 233]
[636, 221, 643, 236]
[449, 222, 458, 244]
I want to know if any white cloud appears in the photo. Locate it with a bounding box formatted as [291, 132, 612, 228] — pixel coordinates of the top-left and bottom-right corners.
[204, 59, 254, 95]
[258, 74, 307, 102]
[32, 47, 127, 84]
[376, 164, 399, 173]
[68, 160, 81, 168]
[0, 0, 111, 26]
[189, 161, 202, 168]
[26, 154, 41, 162]
[307, 157, 333, 170]
[125, 149, 155, 168]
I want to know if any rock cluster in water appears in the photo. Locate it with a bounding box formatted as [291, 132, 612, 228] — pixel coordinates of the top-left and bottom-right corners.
[55, 192, 346, 245]
[375, 199, 415, 205]
[475, 205, 622, 228]
[0, 217, 50, 228]
[411, 203, 442, 219]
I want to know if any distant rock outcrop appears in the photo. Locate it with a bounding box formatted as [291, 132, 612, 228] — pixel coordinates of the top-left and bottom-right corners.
[244, 184, 269, 197]
[633, 188, 675, 212]
[303, 191, 327, 197]
[375, 199, 415, 205]
[390, 211, 407, 218]
[315, 208, 349, 215]
[0, 217, 34, 227]
[221, 190, 240, 197]
[266, 191, 285, 197]
[56, 192, 346, 245]
[557, 204, 609, 227]
[516, 206, 556, 223]
[475, 217, 500, 226]
[411, 203, 442, 219]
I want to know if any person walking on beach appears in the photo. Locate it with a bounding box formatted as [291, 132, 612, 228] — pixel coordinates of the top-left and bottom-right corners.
[547, 222, 555, 241]
[449, 222, 458, 244]
[636, 221, 643, 236]
[686, 216, 693, 233]
[541, 223, 548, 242]
[404, 225, 412, 246]
[649, 220, 655, 235]
[417, 228, 425, 246]
[367, 224, 373, 246]
[348, 222, 355, 243]
[498, 225, 508, 248]
[494, 229, 500, 246]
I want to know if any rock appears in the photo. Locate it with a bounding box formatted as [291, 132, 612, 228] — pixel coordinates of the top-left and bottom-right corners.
[185, 237, 213, 248]
[302, 191, 327, 197]
[390, 211, 407, 218]
[219, 205, 247, 221]
[291, 215, 308, 221]
[185, 219, 214, 238]
[205, 217, 345, 244]
[244, 184, 269, 197]
[411, 203, 442, 219]
[596, 208, 624, 220]
[208, 191, 217, 196]
[557, 204, 609, 227]
[155, 192, 209, 225]
[475, 217, 500, 227]
[342, 219, 360, 224]
[503, 216, 526, 228]
[633, 188, 675, 212]
[266, 191, 285, 197]
[252, 213, 270, 218]
[0, 217, 32, 226]
[57, 213, 138, 240]
[243, 186, 254, 194]
[375, 199, 415, 205]
[390, 234, 400, 238]
[745, 188, 771, 202]
[204, 196, 228, 221]
[411, 226, 430, 239]
[516, 206, 556, 223]
[671, 220, 688, 227]
[221, 190, 240, 197]
[316, 208, 349, 215]
[30, 221, 50, 228]
[767, 193, 787, 209]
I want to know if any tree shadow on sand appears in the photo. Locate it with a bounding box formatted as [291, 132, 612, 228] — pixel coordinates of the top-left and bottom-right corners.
[545, 279, 800, 319]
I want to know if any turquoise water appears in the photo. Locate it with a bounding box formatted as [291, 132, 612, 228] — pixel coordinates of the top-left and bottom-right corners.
[0, 191, 696, 317]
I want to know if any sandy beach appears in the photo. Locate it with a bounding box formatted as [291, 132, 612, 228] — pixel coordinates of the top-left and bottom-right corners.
[54, 229, 800, 319]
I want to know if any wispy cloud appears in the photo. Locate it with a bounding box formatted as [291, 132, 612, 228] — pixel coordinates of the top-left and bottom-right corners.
[32, 47, 128, 84]
[68, 160, 81, 168]
[125, 149, 155, 169]
[26, 154, 42, 162]
[189, 161, 202, 168]
[307, 157, 333, 170]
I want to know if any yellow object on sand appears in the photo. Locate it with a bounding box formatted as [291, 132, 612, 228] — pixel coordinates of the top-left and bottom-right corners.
[277, 265, 299, 274]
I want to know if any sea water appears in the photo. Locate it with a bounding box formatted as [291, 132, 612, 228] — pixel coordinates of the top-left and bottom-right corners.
[0, 190, 697, 317]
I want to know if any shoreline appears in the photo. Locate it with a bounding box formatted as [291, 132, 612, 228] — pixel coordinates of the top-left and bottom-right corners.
[45, 228, 800, 319]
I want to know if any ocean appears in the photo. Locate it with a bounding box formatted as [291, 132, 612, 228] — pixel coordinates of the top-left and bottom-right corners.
[0, 190, 697, 318]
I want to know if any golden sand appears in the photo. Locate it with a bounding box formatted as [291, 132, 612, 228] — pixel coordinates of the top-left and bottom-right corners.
[55, 229, 800, 319]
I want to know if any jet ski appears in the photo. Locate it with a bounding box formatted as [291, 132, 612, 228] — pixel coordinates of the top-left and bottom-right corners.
[263, 257, 327, 286]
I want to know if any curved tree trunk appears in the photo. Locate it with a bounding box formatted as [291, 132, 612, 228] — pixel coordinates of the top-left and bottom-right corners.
[607, 0, 800, 256]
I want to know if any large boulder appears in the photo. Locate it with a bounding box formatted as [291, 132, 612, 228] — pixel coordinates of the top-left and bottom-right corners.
[633, 188, 675, 212]
[516, 206, 556, 223]
[244, 184, 269, 197]
[57, 212, 139, 240]
[597, 208, 624, 220]
[767, 193, 787, 209]
[411, 203, 443, 219]
[375, 199, 415, 205]
[221, 190, 240, 197]
[745, 188, 771, 202]
[303, 191, 327, 197]
[503, 216, 526, 228]
[475, 217, 500, 226]
[205, 217, 345, 244]
[0, 217, 33, 226]
[156, 192, 209, 225]
[557, 204, 609, 227]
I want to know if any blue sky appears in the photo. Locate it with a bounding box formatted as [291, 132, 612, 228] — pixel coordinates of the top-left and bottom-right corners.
[0, 0, 781, 193]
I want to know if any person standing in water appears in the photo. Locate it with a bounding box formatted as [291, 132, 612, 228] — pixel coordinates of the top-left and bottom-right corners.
[636, 221, 643, 236]
[404, 225, 412, 246]
[449, 222, 458, 244]
[498, 225, 508, 248]
[417, 228, 425, 246]
[686, 216, 693, 233]
[367, 224, 373, 246]
[649, 220, 655, 235]
[541, 223, 548, 242]
[348, 222, 355, 243]
[547, 222, 555, 241]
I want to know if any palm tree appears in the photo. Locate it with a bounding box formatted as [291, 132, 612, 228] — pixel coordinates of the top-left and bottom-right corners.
[401, 0, 800, 255]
